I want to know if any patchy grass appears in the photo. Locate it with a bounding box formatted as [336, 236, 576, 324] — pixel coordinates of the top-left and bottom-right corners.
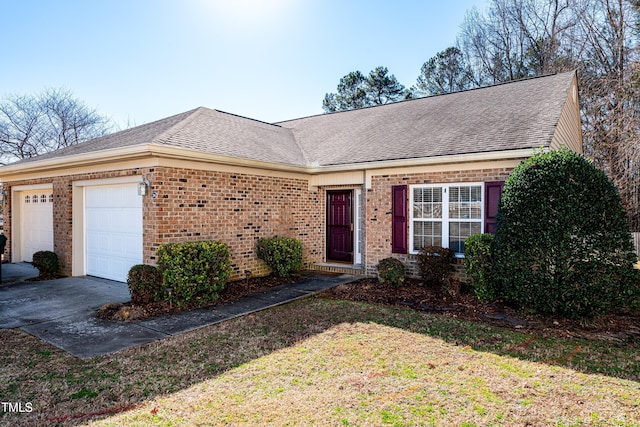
[1, 298, 639, 426]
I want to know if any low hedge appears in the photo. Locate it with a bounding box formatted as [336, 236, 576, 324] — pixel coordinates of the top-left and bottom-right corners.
[377, 257, 406, 287]
[416, 246, 454, 288]
[32, 250, 59, 279]
[256, 237, 303, 278]
[127, 264, 164, 305]
[156, 241, 232, 307]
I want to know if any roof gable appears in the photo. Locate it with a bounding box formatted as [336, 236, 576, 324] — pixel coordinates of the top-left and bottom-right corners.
[152, 108, 305, 167]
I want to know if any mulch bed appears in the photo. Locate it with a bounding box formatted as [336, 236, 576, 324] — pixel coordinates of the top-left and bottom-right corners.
[97, 273, 640, 343]
[96, 274, 304, 322]
[323, 277, 640, 343]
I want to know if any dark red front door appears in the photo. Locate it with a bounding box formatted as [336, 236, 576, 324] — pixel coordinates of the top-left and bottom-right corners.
[327, 190, 353, 262]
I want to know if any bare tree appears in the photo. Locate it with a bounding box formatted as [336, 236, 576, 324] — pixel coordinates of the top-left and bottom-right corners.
[0, 88, 112, 164]
[457, 0, 639, 229]
[459, 0, 581, 83]
[578, 0, 640, 229]
[459, 0, 530, 83]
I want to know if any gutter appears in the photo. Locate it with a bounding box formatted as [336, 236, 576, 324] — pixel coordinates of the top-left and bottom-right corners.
[0, 144, 540, 181]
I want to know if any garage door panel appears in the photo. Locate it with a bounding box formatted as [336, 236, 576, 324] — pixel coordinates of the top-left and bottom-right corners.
[86, 186, 140, 209]
[21, 190, 53, 262]
[116, 208, 142, 231]
[85, 184, 142, 282]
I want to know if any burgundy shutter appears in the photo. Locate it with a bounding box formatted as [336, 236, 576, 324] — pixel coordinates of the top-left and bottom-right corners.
[392, 185, 408, 254]
[484, 181, 504, 234]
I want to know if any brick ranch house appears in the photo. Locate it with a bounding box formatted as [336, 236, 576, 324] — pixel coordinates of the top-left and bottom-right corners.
[0, 71, 582, 283]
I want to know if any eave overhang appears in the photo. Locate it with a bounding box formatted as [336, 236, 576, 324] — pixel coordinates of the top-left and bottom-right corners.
[0, 143, 543, 182]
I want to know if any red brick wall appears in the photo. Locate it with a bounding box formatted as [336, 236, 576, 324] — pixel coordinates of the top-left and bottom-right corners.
[4, 164, 512, 282]
[145, 167, 323, 279]
[364, 167, 513, 280]
[3, 166, 324, 281]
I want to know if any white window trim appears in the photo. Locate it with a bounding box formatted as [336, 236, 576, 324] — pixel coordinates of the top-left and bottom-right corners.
[354, 188, 362, 264]
[409, 183, 484, 255]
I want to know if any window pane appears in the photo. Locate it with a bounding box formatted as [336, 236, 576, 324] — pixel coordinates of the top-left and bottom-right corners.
[449, 185, 482, 219]
[413, 203, 423, 218]
[462, 202, 471, 219]
[413, 221, 442, 251]
[471, 186, 481, 201]
[449, 186, 459, 203]
[450, 222, 459, 236]
[413, 187, 442, 219]
[432, 203, 442, 218]
[460, 186, 470, 202]
[432, 188, 442, 203]
[449, 221, 482, 253]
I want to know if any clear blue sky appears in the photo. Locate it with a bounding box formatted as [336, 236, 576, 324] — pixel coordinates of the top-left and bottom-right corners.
[2, 0, 487, 127]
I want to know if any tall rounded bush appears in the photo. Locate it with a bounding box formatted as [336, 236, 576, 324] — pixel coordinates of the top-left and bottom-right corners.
[494, 148, 638, 318]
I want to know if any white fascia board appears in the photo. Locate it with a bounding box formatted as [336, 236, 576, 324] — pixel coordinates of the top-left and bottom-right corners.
[308, 148, 542, 173]
[0, 144, 309, 179]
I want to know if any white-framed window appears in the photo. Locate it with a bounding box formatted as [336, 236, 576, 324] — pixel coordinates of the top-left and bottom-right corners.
[410, 183, 483, 254]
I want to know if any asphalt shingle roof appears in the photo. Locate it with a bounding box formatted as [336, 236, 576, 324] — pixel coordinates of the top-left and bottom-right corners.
[277, 71, 575, 166]
[9, 71, 575, 169]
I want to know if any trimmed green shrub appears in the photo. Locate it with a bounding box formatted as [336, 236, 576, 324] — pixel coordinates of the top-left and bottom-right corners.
[32, 250, 59, 279]
[494, 147, 639, 318]
[377, 257, 406, 287]
[463, 234, 496, 301]
[256, 237, 303, 278]
[156, 241, 232, 307]
[416, 246, 455, 288]
[127, 264, 164, 305]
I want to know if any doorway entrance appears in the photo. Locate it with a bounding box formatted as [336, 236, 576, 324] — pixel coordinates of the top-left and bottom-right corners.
[326, 190, 353, 263]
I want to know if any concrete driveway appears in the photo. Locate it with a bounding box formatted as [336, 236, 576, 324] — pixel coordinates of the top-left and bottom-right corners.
[0, 264, 130, 329]
[0, 263, 358, 359]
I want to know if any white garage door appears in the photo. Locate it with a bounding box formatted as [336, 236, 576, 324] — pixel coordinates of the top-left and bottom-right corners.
[85, 184, 142, 282]
[21, 191, 54, 262]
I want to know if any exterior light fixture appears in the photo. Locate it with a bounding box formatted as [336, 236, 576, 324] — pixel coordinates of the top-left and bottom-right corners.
[0, 189, 7, 204]
[137, 180, 149, 196]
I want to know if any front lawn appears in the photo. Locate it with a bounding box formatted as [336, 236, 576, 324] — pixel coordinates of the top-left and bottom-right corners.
[1, 297, 639, 426]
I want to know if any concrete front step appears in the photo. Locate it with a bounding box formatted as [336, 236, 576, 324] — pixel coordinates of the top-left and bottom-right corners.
[312, 263, 365, 276]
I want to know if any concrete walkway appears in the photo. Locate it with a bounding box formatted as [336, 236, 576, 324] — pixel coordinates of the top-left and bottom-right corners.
[0, 263, 360, 359]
